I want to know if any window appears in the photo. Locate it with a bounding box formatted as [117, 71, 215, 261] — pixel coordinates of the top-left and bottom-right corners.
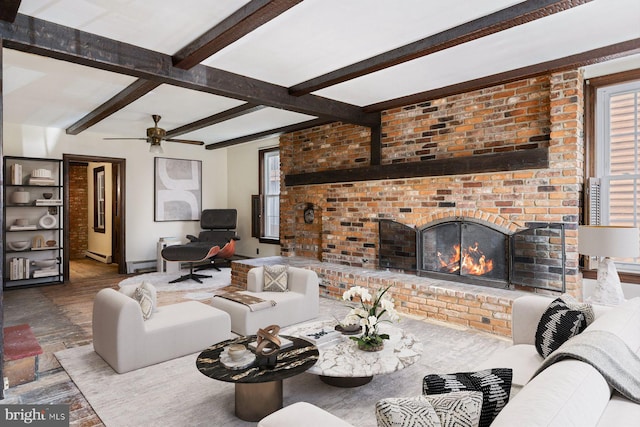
[593, 77, 640, 271]
[93, 166, 106, 233]
[257, 147, 280, 243]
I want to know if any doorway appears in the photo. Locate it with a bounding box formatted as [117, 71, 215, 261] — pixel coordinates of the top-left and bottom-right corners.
[63, 154, 126, 277]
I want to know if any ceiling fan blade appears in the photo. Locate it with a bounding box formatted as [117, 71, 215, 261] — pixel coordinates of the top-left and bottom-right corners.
[165, 138, 204, 145]
[103, 137, 148, 140]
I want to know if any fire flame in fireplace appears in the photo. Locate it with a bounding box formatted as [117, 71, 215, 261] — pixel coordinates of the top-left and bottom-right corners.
[437, 242, 494, 276]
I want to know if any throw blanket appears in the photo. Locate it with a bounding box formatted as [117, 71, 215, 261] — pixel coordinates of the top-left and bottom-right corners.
[214, 292, 276, 312]
[532, 330, 640, 403]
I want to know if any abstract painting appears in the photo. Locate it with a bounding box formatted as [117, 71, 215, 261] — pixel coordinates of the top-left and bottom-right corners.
[154, 157, 202, 221]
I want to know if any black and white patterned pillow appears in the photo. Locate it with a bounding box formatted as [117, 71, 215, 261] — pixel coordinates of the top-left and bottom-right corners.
[560, 294, 595, 326]
[535, 297, 588, 358]
[263, 264, 289, 292]
[376, 392, 482, 427]
[423, 369, 512, 427]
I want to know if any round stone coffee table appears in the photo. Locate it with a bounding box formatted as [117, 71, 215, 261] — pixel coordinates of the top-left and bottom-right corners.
[282, 319, 422, 387]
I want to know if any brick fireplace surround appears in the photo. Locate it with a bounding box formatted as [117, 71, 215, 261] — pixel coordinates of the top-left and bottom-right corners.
[233, 70, 585, 337]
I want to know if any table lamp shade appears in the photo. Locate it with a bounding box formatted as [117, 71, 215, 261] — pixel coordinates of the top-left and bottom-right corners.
[578, 226, 640, 259]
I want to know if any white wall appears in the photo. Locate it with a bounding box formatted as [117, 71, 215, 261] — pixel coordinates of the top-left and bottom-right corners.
[227, 136, 281, 258]
[4, 123, 228, 262]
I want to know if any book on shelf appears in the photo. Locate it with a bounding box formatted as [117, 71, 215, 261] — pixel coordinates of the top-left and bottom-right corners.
[10, 163, 22, 185]
[28, 177, 55, 186]
[9, 225, 38, 231]
[35, 199, 62, 206]
[32, 268, 59, 278]
[9, 257, 30, 280]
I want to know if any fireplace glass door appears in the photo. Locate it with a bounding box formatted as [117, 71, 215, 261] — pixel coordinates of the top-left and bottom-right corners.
[419, 221, 508, 283]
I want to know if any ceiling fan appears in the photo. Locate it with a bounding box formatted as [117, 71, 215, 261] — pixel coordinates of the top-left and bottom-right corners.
[103, 114, 204, 153]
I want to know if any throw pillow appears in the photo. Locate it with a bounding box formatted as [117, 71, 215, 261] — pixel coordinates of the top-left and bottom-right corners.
[119, 281, 158, 312]
[134, 285, 154, 320]
[423, 369, 512, 427]
[375, 395, 440, 427]
[263, 265, 289, 292]
[375, 392, 483, 427]
[560, 293, 595, 326]
[427, 391, 483, 427]
[535, 297, 588, 358]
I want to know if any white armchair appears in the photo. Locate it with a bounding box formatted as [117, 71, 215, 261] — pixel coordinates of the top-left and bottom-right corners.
[211, 266, 319, 336]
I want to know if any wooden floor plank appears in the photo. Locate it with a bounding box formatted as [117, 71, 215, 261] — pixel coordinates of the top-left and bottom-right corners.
[2, 259, 132, 426]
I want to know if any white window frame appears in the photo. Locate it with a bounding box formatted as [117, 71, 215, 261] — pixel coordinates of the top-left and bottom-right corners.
[260, 148, 280, 241]
[595, 79, 640, 272]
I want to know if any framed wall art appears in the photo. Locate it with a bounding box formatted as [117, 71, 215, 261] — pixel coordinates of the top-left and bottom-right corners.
[154, 157, 202, 221]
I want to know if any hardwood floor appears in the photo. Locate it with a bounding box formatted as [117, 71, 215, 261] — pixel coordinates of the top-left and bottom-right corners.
[1, 258, 198, 426]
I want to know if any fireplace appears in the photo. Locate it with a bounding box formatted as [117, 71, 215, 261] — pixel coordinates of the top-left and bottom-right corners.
[379, 218, 566, 291]
[419, 220, 508, 285]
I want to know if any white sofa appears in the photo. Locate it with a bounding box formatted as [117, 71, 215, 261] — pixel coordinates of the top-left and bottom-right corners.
[259, 294, 640, 426]
[211, 266, 319, 336]
[480, 294, 640, 426]
[92, 288, 232, 373]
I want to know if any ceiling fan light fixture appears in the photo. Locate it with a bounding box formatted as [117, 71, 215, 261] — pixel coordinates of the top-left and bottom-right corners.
[149, 141, 163, 154]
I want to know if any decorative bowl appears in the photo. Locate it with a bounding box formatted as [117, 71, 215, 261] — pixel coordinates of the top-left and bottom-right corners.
[7, 241, 30, 251]
[33, 259, 56, 268]
[42, 192, 53, 199]
[14, 218, 29, 226]
[46, 240, 57, 247]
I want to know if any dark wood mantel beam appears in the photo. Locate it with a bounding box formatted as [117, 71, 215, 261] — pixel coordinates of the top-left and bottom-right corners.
[288, 0, 592, 96]
[285, 147, 549, 186]
[166, 103, 266, 138]
[0, 0, 21, 23]
[66, 0, 304, 135]
[364, 38, 640, 112]
[172, 0, 301, 69]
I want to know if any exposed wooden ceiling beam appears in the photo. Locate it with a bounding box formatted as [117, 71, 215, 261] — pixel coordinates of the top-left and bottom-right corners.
[0, 0, 21, 23]
[205, 118, 331, 150]
[288, 0, 592, 96]
[166, 103, 266, 138]
[66, 1, 303, 135]
[66, 80, 160, 135]
[172, 0, 301, 69]
[364, 38, 640, 112]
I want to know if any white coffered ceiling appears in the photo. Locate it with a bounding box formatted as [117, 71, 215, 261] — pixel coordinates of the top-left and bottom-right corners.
[2, 0, 640, 147]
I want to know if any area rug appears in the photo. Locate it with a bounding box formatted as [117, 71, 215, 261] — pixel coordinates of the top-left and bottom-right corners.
[56, 299, 510, 427]
[118, 267, 231, 292]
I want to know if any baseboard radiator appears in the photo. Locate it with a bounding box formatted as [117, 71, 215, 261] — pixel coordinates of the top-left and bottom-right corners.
[126, 260, 157, 274]
[85, 250, 113, 264]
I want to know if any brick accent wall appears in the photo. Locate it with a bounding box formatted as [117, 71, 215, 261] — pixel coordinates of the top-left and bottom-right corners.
[68, 163, 88, 259]
[280, 71, 585, 297]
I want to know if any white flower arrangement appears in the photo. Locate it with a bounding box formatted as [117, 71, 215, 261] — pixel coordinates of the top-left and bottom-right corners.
[341, 285, 399, 350]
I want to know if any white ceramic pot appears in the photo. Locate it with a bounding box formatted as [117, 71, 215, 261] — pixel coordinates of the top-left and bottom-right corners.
[11, 191, 30, 204]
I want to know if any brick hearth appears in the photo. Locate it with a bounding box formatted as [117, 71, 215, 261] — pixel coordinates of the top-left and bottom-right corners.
[232, 257, 530, 337]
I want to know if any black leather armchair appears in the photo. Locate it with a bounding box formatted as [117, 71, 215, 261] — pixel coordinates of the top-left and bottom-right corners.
[161, 209, 241, 283]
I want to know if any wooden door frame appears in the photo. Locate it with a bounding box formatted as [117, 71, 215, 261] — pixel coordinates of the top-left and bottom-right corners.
[63, 154, 127, 276]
